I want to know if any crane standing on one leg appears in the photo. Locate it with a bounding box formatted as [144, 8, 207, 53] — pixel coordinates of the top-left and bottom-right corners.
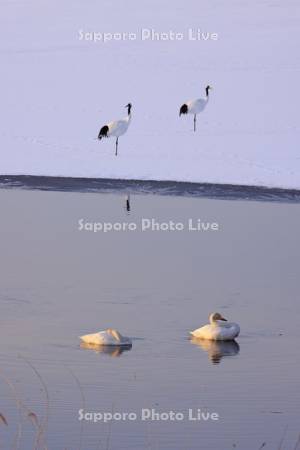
[98, 103, 132, 156]
[179, 86, 211, 132]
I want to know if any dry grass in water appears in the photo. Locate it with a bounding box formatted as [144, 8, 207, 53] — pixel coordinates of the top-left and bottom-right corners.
[0, 414, 8, 426]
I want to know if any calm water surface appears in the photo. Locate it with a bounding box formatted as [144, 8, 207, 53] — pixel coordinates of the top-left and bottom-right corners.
[0, 188, 299, 450]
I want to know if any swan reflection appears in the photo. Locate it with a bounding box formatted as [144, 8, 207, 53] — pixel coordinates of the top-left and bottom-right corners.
[191, 338, 240, 364]
[80, 342, 132, 357]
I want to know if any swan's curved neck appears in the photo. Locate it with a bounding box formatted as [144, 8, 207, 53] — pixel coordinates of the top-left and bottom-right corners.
[110, 330, 121, 341]
[209, 314, 216, 324]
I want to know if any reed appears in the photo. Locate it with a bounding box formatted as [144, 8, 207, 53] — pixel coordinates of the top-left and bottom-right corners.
[0, 414, 8, 426]
[1, 363, 300, 450]
[18, 356, 49, 450]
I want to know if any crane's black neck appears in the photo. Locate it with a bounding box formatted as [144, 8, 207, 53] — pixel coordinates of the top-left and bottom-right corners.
[206, 86, 210, 97]
[127, 104, 132, 116]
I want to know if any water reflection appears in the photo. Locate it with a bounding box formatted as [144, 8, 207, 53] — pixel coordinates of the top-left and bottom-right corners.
[190, 338, 240, 364]
[125, 194, 131, 213]
[80, 342, 132, 357]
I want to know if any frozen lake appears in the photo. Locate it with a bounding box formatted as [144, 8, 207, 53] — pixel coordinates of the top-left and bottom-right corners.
[1, 0, 300, 189]
[0, 183, 299, 449]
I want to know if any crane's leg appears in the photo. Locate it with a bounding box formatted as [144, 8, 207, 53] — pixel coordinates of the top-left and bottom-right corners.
[194, 114, 196, 132]
[115, 138, 118, 156]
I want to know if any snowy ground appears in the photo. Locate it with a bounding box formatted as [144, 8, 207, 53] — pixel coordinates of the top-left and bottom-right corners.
[1, 0, 300, 189]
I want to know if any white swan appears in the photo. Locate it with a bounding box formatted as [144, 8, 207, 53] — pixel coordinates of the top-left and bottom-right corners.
[190, 312, 240, 341]
[79, 328, 132, 346]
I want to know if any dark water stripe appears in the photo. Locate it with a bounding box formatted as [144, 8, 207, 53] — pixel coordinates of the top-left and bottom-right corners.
[0, 175, 300, 203]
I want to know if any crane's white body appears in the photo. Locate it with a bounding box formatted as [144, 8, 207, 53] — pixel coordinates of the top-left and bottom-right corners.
[80, 328, 132, 346]
[186, 97, 209, 115]
[107, 114, 131, 138]
[190, 312, 240, 341]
